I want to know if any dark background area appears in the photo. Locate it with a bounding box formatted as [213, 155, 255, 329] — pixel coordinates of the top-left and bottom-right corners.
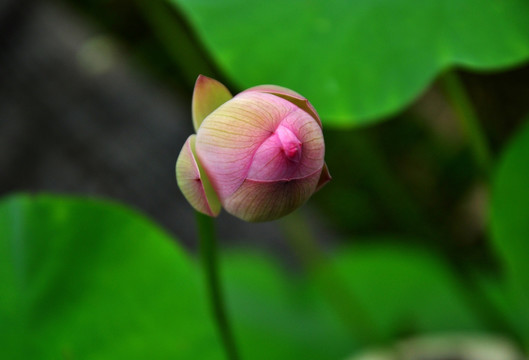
[0, 0, 291, 253]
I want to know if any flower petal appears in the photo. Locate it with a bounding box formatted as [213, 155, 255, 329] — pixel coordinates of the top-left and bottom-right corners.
[196, 91, 297, 199]
[244, 84, 322, 128]
[279, 108, 325, 177]
[176, 135, 221, 216]
[247, 110, 324, 181]
[192, 75, 233, 131]
[223, 170, 321, 222]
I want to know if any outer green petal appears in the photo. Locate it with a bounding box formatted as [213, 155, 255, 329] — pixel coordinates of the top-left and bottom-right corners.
[223, 170, 321, 222]
[192, 75, 233, 131]
[176, 135, 221, 216]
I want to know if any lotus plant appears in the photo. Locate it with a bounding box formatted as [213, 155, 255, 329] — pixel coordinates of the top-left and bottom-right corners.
[176, 75, 330, 222]
[175, 75, 331, 360]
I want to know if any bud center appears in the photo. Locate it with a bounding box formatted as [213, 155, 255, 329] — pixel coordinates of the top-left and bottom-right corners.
[276, 125, 302, 162]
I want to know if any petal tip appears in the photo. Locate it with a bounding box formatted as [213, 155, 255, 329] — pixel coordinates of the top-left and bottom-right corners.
[192, 75, 233, 131]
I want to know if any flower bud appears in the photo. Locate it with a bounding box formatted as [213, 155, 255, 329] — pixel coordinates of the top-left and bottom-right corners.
[176, 75, 330, 222]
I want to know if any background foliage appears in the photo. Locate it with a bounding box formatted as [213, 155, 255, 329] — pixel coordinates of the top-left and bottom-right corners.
[172, 0, 529, 125]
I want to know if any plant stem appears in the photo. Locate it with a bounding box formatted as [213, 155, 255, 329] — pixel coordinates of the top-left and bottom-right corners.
[440, 70, 493, 176]
[195, 212, 239, 360]
[134, 0, 216, 87]
[281, 210, 377, 345]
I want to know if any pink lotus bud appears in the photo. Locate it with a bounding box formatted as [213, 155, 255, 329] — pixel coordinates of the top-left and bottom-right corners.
[176, 75, 331, 222]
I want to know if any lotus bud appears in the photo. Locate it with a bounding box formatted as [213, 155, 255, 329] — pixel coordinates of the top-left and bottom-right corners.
[176, 75, 331, 222]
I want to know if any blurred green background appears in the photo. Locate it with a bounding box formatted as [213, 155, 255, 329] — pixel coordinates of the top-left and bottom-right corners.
[1, 0, 529, 359]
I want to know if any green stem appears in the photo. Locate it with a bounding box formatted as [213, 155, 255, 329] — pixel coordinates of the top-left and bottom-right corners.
[281, 210, 377, 345]
[440, 70, 493, 176]
[196, 212, 240, 360]
[135, 0, 216, 87]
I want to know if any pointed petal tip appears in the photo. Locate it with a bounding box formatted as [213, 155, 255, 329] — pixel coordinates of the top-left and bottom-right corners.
[195, 74, 209, 82]
[192, 75, 233, 132]
[194, 74, 219, 89]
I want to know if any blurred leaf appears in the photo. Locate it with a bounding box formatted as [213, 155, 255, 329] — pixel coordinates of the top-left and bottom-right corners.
[0, 194, 355, 360]
[223, 242, 484, 358]
[0, 194, 222, 360]
[0, 194, 494, 359]
[327, 243, 484, 341]
[475, 272, 529, 346]
[490, 119, 529, 340]
[222, 252, 354, 360]
[170, 0, 529, 126]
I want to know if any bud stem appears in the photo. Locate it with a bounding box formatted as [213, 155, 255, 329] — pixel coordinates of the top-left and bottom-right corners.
[196, 212, 240, 360]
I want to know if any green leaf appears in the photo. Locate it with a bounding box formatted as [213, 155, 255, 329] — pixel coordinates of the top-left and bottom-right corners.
[222, 252, 354, 360]
[327, 243, 483, 340]
[169, 0, 529, 126]
[0, 194, 222, 360]
[0, 194, 493, 359]
[221, 242, 484, 358]
[490, 119, 529, 340]
[0, 194, 354, 360]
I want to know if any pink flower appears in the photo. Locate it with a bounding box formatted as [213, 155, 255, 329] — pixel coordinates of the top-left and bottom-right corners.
[176, 75, 330, 222]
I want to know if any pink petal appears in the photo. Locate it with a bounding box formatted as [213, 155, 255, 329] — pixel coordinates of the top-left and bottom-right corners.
[279, 109, 325, 178]
[244, 85, 322, 128]
[176, 135, 221, 216]
[196, 91, 299, 200]
[192, 75, 232, 131]
[276, 125, 302, 162]
[247, 109, 325, 182]
[223, 170, 321, 222]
